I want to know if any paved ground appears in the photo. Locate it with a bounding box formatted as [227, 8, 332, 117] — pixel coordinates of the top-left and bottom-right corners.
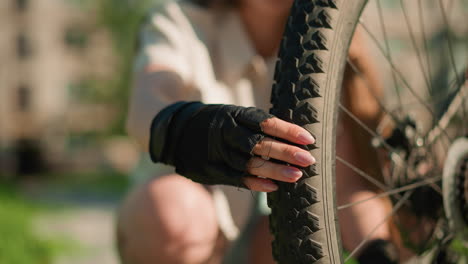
[36, 206, 119, 264]
[34, 207, 459, 264]
[28, 179, 461, 264]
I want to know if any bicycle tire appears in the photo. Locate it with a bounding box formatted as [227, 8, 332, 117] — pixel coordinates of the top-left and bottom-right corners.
[268, 1, 367, 263]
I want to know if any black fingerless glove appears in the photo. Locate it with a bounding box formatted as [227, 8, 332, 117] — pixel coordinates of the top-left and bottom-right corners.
[149, 101, 274, 188]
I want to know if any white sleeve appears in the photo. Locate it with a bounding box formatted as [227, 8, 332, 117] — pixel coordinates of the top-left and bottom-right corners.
[127, 3, 202, 150]
[133, 3, 193, 81]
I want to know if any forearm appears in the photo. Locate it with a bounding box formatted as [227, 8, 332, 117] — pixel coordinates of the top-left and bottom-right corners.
[126, 69, 189, 150]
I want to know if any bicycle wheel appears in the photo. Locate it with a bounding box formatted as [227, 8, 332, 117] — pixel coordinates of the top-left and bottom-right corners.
[268, 0, 468, 263]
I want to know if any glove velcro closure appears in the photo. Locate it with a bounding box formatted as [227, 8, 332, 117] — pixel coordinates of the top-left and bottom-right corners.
[149, 101, 205, 164]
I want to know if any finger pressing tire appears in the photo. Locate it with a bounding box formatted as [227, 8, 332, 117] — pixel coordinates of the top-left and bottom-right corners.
[251, 137, 316, 167]
[246, 157, 303, 182]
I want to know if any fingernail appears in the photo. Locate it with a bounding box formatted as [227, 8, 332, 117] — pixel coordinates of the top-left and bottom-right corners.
[262, 182, 278, 192]
[283, 167, 303, 179]
[297, 132, 315, 144]
[294, 152, 316, 165]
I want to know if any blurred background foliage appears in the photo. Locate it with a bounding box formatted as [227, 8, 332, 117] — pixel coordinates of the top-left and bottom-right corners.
[0, 0, 466, 263]
[69, 0, 157, 135]
[0, 0, 161, 263]
[0, 182, 77, 264]
[95, 0, 154, 134]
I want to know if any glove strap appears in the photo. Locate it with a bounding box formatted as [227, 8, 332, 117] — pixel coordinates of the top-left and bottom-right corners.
[149, 101, 205, 164]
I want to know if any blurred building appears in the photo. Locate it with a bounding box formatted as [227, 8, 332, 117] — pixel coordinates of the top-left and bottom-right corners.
[0, 0, 116, 176]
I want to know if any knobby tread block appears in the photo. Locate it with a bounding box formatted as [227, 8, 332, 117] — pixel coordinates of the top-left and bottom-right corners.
[301, 239, 325, 259]
[273, 61, 282, 84]
[305, 31, 328, 50]
[296, 211, 321, 232]
[315, 0, 338, 9]
[293, 102, 319, 125]
[309, 9, 333, 29]
[300, 76, 321, 97]
[296, 183, 319, 205]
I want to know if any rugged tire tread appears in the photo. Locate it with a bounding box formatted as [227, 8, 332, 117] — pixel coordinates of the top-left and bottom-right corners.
[268, 0, 343, 263]
[309, 10, 333, 29]
[305, 31, 329, 51]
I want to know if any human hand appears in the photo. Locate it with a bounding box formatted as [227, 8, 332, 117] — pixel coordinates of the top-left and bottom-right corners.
[244, 117, 316, 192]
[149, 102, 315, 191]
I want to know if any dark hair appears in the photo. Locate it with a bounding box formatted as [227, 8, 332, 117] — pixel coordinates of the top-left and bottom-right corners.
[191, 0, 237, 7]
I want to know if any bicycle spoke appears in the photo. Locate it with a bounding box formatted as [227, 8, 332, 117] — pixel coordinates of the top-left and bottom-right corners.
[417, 0, 434, 96]
[359, 22, 436, 118]
[376, 0, 403, 110]
[336, 155, 389, 192]
[392, 72, 465, 145]
[426, 79, 467, 145]
[460, 65, 467, 135]
[437, 0, 467, 136]
[339, 104, 402, 158]
[394, 73, 463, 111]
[345, 191, 413, 262]
[337, 175, 441, 210]
[400, 0, 433, 96]
[342, 2, 466, 262]
[362, 20, 456, 145]
[437, 0, 463, 93]
[429, 181, 443, 195]
[346, 58, 401, 125]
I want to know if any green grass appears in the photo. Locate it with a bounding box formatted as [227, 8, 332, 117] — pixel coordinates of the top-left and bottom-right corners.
[0, 183, 77, 264]
[43, 170, 130, 195]
[451, 239, 468, 257]
[0, 169, 127, 264]
[343, 252, 359, 264]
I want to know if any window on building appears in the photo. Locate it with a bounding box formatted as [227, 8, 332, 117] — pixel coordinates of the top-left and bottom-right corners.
[15, 0, 29, 12]
[64, 26, 88, 50]
[16, 33, 32, 59]
[17, 85, 31, 112]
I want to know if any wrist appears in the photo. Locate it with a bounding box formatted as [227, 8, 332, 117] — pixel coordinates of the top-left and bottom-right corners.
[149, 101, 205, 164]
